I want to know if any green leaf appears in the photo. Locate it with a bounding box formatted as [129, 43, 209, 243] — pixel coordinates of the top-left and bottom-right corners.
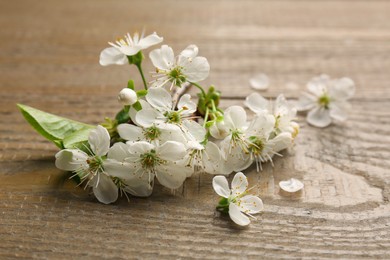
[17, 104, 94, 148]
[62, 127, 92, 150]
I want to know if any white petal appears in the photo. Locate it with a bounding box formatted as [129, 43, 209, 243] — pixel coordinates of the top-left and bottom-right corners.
[117, 124, 144, 142]
[279, 178, 304, 192]
[88, 125, 110, 156]
[231, 155, 253, 173]
[149, 45, 174, 70]
[182, 120, 206, 142]
[244, 92, 269, 114]
[183, 56, 210, 82]
[180, 45, 199, 58]
[91, 174, 118, 204]
[128, 141, 154, 156]
[329, 77, 355, 101]
[209, 121, 229, 139]
[156, 141, 186, 161]
[138, 32, 163, 49]
[129, 99, 151, 126]
[55, 149, 88, 171]
[295, 93, 317, 111]
[239, 195, 264, 214]
[118, 45, 142, 56]
[329, 103, 348, 122]
[177, 94, 197, 113]
[212, 175, 230, 198]
[146, 87, 172, 112]
[202, 142, 222, 174]
[307, 74, 329, 96]
[103, 159, 133, 180]
[269, 132, 293, 153]
[229, 203, 250, 226]
[135, 108, 162, 128]
[249, 73, 269, 90]
[123, 175, 154, 197]
[231, 172, 248, 197]
[159, 123, 188, 144]
[156, 162, 188, 189]
[274, 94, 296, 118]
[224, 106, 247, 129]
[99, 47, 127, 66]
[107, 142, 131, 161]
[246, 113, 275, 138]
[307, 107, 332, 128]
[219, 138, 252, 173]
[209, 146, 232, 176]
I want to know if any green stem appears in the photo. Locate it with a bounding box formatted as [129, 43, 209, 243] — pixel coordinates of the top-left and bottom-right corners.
[190, 82, 206, 97]
[203, 107, 210, 128]
[211, 99, 217, 113]
[136, 63, 148, 90]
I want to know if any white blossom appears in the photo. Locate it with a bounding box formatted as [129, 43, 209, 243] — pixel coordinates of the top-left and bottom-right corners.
[103, 142, 153, 197]
[99, 32, 163, 66]
[296, 74, 355, 127]
[245, 93, 299, 137]
[213, 172, 263, 226]
[218, 106, 293, 172]
[55, 125, 118, 204]
[182, 120, 229, 175]
[135, 87, 197, 128]
[149, 45, 210, 88]
[106, 141, 192, 190]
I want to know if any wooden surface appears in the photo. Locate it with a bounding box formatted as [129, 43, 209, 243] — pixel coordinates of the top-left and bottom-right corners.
[1, 0, 390, 259]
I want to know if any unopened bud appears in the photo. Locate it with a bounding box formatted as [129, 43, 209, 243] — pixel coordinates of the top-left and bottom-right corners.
[118, 88, 137, 106]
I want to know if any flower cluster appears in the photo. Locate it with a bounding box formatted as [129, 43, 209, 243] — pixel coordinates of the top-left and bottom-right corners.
[52, 31, 298, 205]
[21, 31, 358, 226]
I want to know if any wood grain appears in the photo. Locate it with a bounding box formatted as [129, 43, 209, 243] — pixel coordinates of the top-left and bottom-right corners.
[1, 0, 390, 259]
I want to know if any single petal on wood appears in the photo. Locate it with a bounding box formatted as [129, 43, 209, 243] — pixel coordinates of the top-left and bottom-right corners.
[279, 178, 304, 192]
[249, 73, 270, 90]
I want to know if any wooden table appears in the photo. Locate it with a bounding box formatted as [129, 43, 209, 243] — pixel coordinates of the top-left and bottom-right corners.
[1, 0, 389, 258]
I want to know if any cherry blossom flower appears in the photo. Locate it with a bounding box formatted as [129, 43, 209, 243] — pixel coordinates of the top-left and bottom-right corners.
[245, 93, 299, 137]
[55, 125, 118, 204]
[99, 32, 163, 66]
[149, 45, 210, 88]
[182, 120, 229, 175]
[117, 122, 186, 146]
[213, 172, 263, 226]
[296, 74, 355, 127]
[108, 141, 192, 190]
[135, 87, 197, 128]
[103, 142, 154, 198]
[217, 106, 293, 172]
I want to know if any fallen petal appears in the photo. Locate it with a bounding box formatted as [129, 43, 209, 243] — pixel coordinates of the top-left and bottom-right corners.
[249, 74, 269, 90]
[279, 178, 304, 192]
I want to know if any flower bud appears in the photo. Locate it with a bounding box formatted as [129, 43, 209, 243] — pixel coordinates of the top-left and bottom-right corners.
[118, 88, 137, 106]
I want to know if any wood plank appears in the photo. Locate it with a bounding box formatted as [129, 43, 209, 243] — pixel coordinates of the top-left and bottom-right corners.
[1, 97, 389, 258]
[1, 0, 390, 258]
[1, 0, 390, 99]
